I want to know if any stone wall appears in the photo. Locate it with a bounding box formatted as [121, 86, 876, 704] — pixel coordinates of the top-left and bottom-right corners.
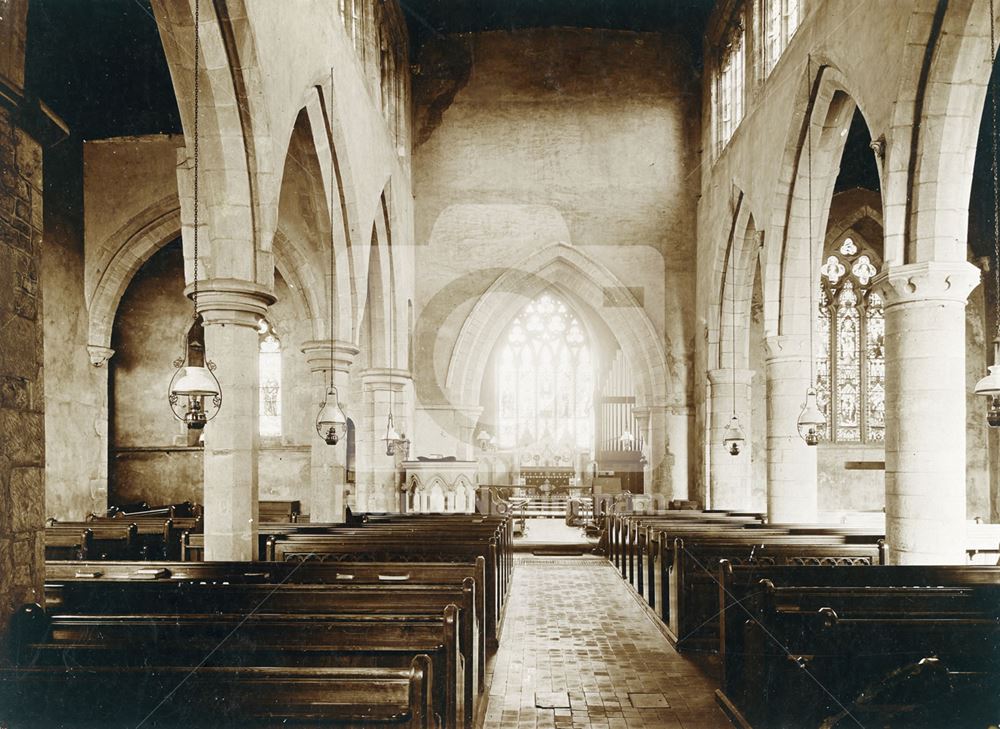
[0, 104, 45, 645]
[412, 29, 699, 466]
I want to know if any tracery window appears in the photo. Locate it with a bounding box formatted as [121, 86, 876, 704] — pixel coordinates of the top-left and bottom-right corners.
[815, 236, 884, 443]
[761, 0, 801, 77]
[715, 21, 746, 153]
[496, 294, 594, 451]
[258, 319, 282, 437]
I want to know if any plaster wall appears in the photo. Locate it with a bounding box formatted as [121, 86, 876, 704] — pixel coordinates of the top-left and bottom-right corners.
[41, 138, 107, 519]
[412, 29, 700, 451]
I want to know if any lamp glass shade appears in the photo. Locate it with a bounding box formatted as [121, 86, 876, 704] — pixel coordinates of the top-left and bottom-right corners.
[796, 388, 826, 446]
[171, 366, 220, 398]
[723, 415, 746, 456]
[316, 386, 347, 445]
[975, 365, 1000, 396]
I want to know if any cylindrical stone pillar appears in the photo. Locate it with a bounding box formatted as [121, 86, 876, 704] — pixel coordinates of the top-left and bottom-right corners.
[197, 283, 275, 561]
[874, 261, 980, 565]
[303, 340, 359, 523]
[360, 368, 411, 513]
[764, 335, 818, 523]
[707, 368, 754, 510]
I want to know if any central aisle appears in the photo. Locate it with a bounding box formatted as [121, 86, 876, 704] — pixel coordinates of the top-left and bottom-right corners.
[484, 557, 732, 729]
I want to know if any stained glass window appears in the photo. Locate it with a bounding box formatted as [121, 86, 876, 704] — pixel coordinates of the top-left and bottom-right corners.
[496, 294, 594, 451]
[816, 236, 885, 443]
[258, 319, 282, 437]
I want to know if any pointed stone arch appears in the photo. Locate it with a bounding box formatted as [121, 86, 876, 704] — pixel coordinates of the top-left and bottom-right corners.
[88, 198, 313, 354]
[445, 243, 673, 410]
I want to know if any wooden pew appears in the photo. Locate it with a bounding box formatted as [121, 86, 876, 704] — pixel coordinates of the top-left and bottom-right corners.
[666, 535, 885, 651]
[267, 533, 505, 651]
[46, 557, 490, 691]
[259, 498, 301, 523]
[45, 522, 139, 560]
[84, 515, 202, 560]
[1, 653, 436, 728]
[44, 578, 480, 728]
[651, 525, 883, 625]
[642, 521, 884, 612]
[716, 564, 1000, 729]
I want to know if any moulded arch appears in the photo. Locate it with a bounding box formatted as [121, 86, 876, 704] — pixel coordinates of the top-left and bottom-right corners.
[766, 60, 879, 337]
[885, 0, 1000, 265]
[89, 198, 314, 352]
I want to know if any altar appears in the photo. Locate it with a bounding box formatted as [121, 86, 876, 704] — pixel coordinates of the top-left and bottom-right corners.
[402, 459, 478, 513]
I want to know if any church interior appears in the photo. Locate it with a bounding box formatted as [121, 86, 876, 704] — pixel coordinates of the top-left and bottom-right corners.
[1, 0, 1000, 726]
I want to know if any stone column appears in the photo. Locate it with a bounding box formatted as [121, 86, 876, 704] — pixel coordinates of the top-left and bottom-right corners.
[633, 404, 689, 503]
[0, 102, 46, 643]
[197, 282, 274, 561]
[87, 345, 115, 514]
[874, 262, 980, 565]
[359, 368, 411, 513]
[764, 335, 818, 523]
[707, 368, 754, 510]
[302, 340, 359, 523]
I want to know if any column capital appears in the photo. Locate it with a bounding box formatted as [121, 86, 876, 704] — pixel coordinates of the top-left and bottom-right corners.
[301, 340, 360, 374]
[189, 278, 276, 328]
[361, 368, 413, 392]
[764, 334, 810, 364]
[707, 368, 755, 387]
[87, 345, 115, 368]
[872, 261, 980, 308]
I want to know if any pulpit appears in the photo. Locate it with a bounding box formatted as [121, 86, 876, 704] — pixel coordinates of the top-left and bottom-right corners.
[402, 459, 478, 513]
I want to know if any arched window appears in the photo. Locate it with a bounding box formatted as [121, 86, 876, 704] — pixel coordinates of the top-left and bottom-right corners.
[258, 319, 282, 437]
[815, 236, 885, 443]
[496, 294, 594, 451]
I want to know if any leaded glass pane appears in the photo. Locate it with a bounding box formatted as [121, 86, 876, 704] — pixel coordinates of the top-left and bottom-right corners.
[835, 281, 861, 442]
[865, 292, 885, 441]
[852, 255, 877, 286]
[815, 286, 832, 441]
[495, 294, 594, 452]
[821, 255, 845, 284]
[839, 237, 857, 256]
[259, 332, 282, 437]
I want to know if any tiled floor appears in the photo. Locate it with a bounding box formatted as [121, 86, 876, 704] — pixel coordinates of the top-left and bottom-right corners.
[483, 557, 732, 729]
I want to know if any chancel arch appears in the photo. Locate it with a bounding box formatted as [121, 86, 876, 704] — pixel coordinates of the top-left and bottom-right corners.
[445, 243, 681, 496]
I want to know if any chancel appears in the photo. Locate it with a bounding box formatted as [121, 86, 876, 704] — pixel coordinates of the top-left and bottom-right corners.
[2, 0, 1000, 726]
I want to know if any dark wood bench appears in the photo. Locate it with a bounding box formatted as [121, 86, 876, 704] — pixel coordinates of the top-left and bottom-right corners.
[0, 654, 435, 727]
[666, 535, 885, 651]
[266, 533, 505, 650]
[643, 521, 884, 611]
[83, 515, 202, 560]
[46, 557, 490, 690]
[716, 564, 1000, 729]
[612, 511, 763, 581]
[45, 522, 139, 560]
[42, 577, 480, 727]
[259, 499, 301, 523]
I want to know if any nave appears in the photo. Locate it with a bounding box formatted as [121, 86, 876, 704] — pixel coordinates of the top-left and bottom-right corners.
[485, 556, 729, 729]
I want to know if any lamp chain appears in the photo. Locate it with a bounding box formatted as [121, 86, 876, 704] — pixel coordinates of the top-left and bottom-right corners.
[192, 0, 200, 318]
[806, 54, 814, 386]
[329, 66, 336, 390]
[731, 218, 737, 418]
[991, 0, 999, 345]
